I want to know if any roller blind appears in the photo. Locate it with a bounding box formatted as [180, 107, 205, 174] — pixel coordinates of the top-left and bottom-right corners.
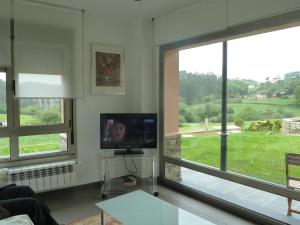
[14, 0, 83, 98]
[0, 0, 11, 67]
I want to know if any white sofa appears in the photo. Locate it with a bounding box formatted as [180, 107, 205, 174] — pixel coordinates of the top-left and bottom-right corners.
[0, 215, 34, 225]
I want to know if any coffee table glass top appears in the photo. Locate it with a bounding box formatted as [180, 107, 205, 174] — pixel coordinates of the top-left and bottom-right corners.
[96, 190, 216, 225]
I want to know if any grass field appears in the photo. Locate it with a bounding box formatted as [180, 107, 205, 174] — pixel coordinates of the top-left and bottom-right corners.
[0, 114, 7, 124]
[0, 134, 61, 157]
[228, 98, 300, 118]
[0, 113, 63, 157]
[178, 97, 300, 185]
[181, 131, 300, 185]
[0, 113, 42, 126]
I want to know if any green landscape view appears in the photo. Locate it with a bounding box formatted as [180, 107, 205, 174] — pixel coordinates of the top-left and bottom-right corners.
[178, 70, 300, 185]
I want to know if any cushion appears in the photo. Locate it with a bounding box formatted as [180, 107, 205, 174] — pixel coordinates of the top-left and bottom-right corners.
[0, 214, 34, 225]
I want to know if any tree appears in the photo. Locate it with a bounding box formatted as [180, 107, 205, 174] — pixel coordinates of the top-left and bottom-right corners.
[293, 85, 300, 105]
[38, 111, 61, 124]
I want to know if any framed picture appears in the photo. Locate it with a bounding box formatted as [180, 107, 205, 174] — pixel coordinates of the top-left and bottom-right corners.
[91, 43, 125, 95]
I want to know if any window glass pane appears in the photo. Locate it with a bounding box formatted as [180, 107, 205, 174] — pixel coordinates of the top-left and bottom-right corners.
[0, 72, 7, 127]
[19, 133, 67, 156]
[227, 26, 300, 185]
[163, 43, 222, 169]
[20, 99, 64, 126]
[0, 137, 10, 158]
[164, 163, 300, 224]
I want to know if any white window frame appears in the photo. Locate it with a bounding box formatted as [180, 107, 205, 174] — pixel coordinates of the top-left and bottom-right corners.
[0, 67, 76, 165]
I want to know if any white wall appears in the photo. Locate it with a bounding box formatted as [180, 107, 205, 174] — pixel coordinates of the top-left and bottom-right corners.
[75, 14, 155, 185]
[75, 14, 138, 185]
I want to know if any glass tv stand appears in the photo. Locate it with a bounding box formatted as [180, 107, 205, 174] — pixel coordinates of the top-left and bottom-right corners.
[100, 151, 158, 198]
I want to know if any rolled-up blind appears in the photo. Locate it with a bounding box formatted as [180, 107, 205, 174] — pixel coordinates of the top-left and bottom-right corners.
[14, 0, 83, 98]
[0, 0, 11, 67]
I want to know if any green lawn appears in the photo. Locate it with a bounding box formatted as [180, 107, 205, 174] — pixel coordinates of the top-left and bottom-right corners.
[181, 131, 300, 185]
[0, 114, 41, 126]
[179, 97, 300, 185]
[0, 113, 62, 157]
[240, 97, 296, 106]
[0, 134, 60, 157]
[0, 114, 6, 123]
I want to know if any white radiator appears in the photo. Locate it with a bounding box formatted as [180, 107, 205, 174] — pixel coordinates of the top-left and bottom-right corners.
[7, 161, 77, 193]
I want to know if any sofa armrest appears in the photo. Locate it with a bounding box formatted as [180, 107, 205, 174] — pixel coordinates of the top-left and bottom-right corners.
[0, 214, 34, 225]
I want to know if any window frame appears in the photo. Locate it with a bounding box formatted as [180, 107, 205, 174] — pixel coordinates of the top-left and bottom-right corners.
[0, 67, 76, 163]
[159, 10, 300, 204]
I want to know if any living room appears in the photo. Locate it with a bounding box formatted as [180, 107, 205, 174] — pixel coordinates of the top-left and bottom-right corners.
[1, 0, 300, 225]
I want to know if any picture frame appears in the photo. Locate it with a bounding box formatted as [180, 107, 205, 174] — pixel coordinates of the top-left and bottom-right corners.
[91, 43, 125, 95]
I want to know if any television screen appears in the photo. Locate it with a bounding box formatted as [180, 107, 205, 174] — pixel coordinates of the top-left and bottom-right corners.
[100, 113, 157, 150]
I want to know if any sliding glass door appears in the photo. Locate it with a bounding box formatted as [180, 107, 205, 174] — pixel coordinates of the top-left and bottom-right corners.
[227, 26, 300, 185]
[160, 20, 300, 224]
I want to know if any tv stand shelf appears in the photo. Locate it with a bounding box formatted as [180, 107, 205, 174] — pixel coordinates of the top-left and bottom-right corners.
[114, 149, 144, 155]
[100, 153, 158, 199]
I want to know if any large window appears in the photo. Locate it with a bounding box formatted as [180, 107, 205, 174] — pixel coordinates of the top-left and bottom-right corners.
[161, 22, 300, 223]
[227, 26, 300, 185]
[0, 68, 73, 161]
[163, 25, 300, 186]
[0, 0, 81, 162]
[178, 43, 222, 169]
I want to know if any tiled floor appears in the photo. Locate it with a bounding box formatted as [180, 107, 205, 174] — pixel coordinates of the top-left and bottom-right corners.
[178, 168, 300, 225]
[40, 184, 258, 225]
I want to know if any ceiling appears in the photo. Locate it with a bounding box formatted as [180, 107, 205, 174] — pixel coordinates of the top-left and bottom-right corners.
[38, 0, 203, 22]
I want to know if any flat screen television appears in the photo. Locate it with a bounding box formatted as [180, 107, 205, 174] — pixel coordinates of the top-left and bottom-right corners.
[100, 113, 157, 152]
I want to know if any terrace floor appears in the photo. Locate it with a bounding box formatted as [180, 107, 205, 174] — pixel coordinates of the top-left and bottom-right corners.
[179, 168, 300, 225]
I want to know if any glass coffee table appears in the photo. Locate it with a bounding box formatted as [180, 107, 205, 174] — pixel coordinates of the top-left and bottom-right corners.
[96, 190, 216, 225]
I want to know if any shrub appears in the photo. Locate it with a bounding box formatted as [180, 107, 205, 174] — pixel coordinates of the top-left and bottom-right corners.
[227, 107, 234, 114]
[0, 105, 6, 114]
[293, 85, 300, 105]
[236, 106, 261, 121]
[179, 115, 186, 127]
[235, 119, 244, 128]
[246, 120, 276, 132]
[21, 106, 41, 115]
[203, 95, 215, 102]
[204, 102, 220, 117]
[38, 111, 61, 125]
[194, 104, 206, 121]
[227, 114, 234, 123]
[273, 120, 282, 131]
[184, 111, 194, 123]
[179, 103, 187, 114]
[210, 115, 221, 123]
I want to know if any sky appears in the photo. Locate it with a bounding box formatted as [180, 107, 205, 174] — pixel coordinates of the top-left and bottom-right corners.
[179, 26, 300, 82]
[0, 72, 5, 81]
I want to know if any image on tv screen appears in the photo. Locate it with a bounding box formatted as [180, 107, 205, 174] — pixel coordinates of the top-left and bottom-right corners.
[100, 114, 157, 149]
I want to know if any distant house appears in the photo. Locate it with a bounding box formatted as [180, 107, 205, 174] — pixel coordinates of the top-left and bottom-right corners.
[254, 94, 267, 99]
[248, 84, 255, 89]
